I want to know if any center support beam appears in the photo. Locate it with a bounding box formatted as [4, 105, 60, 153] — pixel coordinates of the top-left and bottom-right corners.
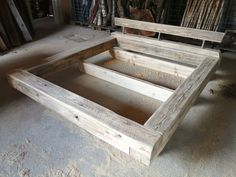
[79, 62, 173, 102]
[110, 48, 195, 78]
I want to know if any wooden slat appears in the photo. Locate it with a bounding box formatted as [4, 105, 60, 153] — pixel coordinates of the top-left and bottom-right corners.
[80, 62, 173, 102]
[8, 70, 162, 165]
[29, 37, 117, 76]
[144, 57, 219, 157]
[110, 48, 195, 78]
[115, 17, 225, 43]
[7, 0, 32, 41]
[112, 32, 208, 66]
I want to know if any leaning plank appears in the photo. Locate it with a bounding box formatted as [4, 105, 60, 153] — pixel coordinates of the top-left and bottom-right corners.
[0, 35, 7, 50]
[80, 62, 173, 102]
[8, 70, 162, 165]
[145, 57, 219, 157]
[7, 0, 32, 41]
[0, 21, 10, 48]
[110, 48, 195, 78]
[0, 0, 21, 47]
[29, 37, 117, 76]
[115, 17, 225, 43]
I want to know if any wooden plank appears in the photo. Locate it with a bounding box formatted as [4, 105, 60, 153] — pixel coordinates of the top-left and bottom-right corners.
[7, 0, 32, 41]
[29, 37, 117, 76]
[144, 57, 219, 157]
[0, 21, 10, 49]
[112, 33, 209, 66]
[115, 17, 225, 43]
[8, 70, 162, 165]
[112, 32, 220, 59]
[0, 35, 7, 50]
[0, 0, 21, 47]
[80, 62, 173, 102]
[110, 48, 195, 78]
[13, 0, 34, 36]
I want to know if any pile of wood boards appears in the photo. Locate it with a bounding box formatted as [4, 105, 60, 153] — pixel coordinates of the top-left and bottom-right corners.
[0, 0, 34, 53]
[181, 0, 225, 31]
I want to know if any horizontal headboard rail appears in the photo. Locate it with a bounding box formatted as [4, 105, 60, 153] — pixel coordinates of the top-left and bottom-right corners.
[115, 18, 225, 43]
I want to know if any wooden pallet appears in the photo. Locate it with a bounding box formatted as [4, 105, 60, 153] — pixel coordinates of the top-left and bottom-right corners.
[8, 18, 224, 165]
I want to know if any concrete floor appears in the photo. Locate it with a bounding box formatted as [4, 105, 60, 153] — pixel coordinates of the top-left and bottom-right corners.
[0, 19, 236, 177]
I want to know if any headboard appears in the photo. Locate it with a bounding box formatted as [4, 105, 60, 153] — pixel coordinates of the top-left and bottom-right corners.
[115, 17, 225, 47]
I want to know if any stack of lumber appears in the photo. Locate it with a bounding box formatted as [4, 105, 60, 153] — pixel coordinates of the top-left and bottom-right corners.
[0, 0, 33, 53]
[181, 0, 225, 31]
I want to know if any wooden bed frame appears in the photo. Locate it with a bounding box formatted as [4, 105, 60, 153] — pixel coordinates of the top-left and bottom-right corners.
[8, 18, 224, 165]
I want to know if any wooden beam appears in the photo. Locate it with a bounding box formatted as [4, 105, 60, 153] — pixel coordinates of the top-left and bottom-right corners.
[115, 17, 225, 43]
[112, 32, 220, 63]
[144, 57, 219, 157]
[80, 62, 173, 102]
[8, 70, 162, 165]
[110, 48, 195, 78]
[29, 37, 117, 76]
[112, 32, 220, 57]
[113, 33, 207, 66]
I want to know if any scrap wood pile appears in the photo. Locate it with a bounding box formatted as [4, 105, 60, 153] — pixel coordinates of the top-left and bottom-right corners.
[181, 0, 225, 31]
[0, 0, 34, 53]
[71, 0, 170, 28]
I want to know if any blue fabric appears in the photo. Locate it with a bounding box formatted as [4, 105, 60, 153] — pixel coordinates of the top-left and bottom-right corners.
[72, 0, 93, 23]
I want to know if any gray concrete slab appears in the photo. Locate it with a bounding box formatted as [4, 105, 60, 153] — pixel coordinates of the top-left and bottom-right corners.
[0, 23, 236, 177]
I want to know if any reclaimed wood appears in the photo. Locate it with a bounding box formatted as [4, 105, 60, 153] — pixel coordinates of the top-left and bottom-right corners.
[112, 32, 220, 59]
[0, 35, 7, 50]
[7, 0, 32, 41]
[0, 0, 21, 47]
[0, 21, 10, 49]
[80, 62, 173, 102]
[7, 18, 222, 165]
[8, 70, 162, 165]
[113, 33, 207, 66]
[13, 0, 34, 36]
[115, 17, 225, 43]
[110, 48, 194, 78]
[145, 57, 219, 157]
[29, 37, 117, 76]
[181, 0, 224, 31]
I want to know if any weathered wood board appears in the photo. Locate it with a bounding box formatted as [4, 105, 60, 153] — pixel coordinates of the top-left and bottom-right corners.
[7, 18, 222, 165]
